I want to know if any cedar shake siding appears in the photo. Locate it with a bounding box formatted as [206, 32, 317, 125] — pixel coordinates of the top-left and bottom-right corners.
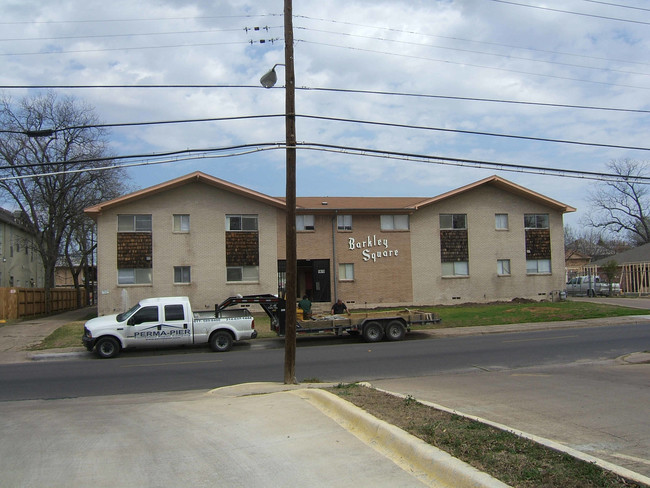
[525, 229, 551, 259]
[117, 233, 152, 269]
[226, 232, 259, 266]
[440, 229, 469, 262]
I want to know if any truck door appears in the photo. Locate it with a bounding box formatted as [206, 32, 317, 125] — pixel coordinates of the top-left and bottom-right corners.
[126, 304, 191, 347]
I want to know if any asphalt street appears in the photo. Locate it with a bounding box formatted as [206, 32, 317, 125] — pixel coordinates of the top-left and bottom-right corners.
[0, 298, 649, 487]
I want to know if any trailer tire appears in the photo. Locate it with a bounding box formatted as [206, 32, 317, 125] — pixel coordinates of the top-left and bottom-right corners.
[363, 322, 383, 343]
[210, 330, 233, 352]
[386, 320, 406, 341]
[95, 336, 120, 359]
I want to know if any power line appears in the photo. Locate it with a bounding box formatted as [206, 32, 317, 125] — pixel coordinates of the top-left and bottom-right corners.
[3, 112, 647, 153]
[3, 141, 649, 184]
[299, 39, 650, 91]
[579, 0, 650, 12]
[0, 14, 282, 25]
[295, 14, 650, 68]
[0, 40, 275, 57]
[485, 0, 650, 25]
[0, 27, 272, 42]
[3, 84, 648, 113]
[297, 26, 650, 77]
[298, 114, 650, 152]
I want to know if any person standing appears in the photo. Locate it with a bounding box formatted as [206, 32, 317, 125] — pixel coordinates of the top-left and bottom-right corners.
[331, 298, 350, 315]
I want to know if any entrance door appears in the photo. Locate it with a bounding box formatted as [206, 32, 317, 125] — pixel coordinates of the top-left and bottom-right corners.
[278, 259, 331, 303]
[311, 259, 331, 303]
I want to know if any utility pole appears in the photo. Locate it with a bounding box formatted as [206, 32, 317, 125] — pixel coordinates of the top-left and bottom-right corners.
[283, 0, 297, 385]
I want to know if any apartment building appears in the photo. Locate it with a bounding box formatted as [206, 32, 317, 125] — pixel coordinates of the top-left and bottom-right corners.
[85, 171, 575, 315]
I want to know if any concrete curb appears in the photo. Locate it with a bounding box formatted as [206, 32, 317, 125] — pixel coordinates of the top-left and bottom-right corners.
[295, 388, 510, 488]
[367, 384, 650, 487]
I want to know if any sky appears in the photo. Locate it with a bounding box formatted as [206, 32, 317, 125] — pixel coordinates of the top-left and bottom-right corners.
[1, 0, 649, 233]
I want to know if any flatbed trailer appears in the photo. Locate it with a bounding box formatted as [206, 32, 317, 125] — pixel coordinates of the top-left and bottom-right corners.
[216, 294, 441, 343]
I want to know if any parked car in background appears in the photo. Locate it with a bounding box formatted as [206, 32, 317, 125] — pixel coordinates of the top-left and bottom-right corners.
[566, 275, 621, 297]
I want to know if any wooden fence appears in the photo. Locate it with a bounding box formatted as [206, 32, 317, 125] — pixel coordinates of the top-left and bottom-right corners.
[0, 287, 87, 320]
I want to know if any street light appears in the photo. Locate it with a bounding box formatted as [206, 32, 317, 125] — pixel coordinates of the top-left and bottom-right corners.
[259, 64, 285, 89]
[260, 0, 297, 385]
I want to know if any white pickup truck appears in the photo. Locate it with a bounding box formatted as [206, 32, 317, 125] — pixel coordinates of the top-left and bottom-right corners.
[82, 296, 257, 358]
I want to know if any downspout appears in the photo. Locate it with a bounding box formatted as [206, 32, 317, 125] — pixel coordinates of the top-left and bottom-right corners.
[332, 211, 338, 302]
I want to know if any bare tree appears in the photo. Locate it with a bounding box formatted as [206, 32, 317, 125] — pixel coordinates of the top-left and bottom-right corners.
[564, 225, 630, 259]
[0, 92, 127, 310]
[584, 159, 650, 246]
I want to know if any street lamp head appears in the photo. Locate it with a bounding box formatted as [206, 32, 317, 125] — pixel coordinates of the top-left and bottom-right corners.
[260, 68, 277, 88]
[259, 63, 285, 88]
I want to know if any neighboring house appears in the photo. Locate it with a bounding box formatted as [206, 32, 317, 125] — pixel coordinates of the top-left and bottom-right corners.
[565, 249, 591, 280]
[85, 172, 575, 315]
[0, 208, 44, 288]
[592, 243, 650, 294]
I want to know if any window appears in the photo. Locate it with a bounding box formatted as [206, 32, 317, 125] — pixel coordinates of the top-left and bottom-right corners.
[118, 268, 152, 285]
[526, 259, 551, 274]
[524, 214, 549, 229]
[118, 214, 152, 232]
[380, 214, 409, 231]
[339, 263, 354, 281]
[495, 214, 509, 230]
[173, 214, 190, 233]
[497, 259, 511, 275]
[227, 265, 259, 282]
[442, 261, 469, 276]
[164, 304, 185, 321]
[130, 306, 159, 325]
[296, 215, 315, 231]
[174, 266, 191, 284]
[440, 214, 467, 230]
[337, 215, 352, 231]
[226, 215, 258, 231]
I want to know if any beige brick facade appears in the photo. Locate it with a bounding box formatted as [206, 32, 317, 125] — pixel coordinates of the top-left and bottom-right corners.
[87, 172, 574, 315]
[411, 184, 567, 305]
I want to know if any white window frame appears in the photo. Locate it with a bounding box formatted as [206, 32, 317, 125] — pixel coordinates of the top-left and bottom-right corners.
[173, 266, 191, 284]
[118, 214, 152, 232]
[337, 215, 353, 231]
[526, 259, 551, 274]
[338, 263, 354, 281]
[442, 261, 469, 277]
[495, 214, 509, 230]
[440, 214, 467, 230]
[118, 268, 152, 285]
[497, 259, 511, 276]
[226, 265, 259, 282]
[380, 214, 409, 231]
[226, 215, 258, 231]
[296, 214, 315, 231]
[173, 214, 190, 233]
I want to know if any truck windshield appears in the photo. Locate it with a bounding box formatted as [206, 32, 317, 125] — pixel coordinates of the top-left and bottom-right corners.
[116, 303, 141, 322]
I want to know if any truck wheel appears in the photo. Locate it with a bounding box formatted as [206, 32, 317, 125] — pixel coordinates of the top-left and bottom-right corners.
[386, 320, 406, 341]
[587, 289, 595, 297]
[362, 322, 383, 343]
[210, 331, 233, 352]
[95, 337, 120, 359]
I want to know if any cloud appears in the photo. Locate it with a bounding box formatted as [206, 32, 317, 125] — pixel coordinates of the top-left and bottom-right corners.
[1, 0, 648, 229]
